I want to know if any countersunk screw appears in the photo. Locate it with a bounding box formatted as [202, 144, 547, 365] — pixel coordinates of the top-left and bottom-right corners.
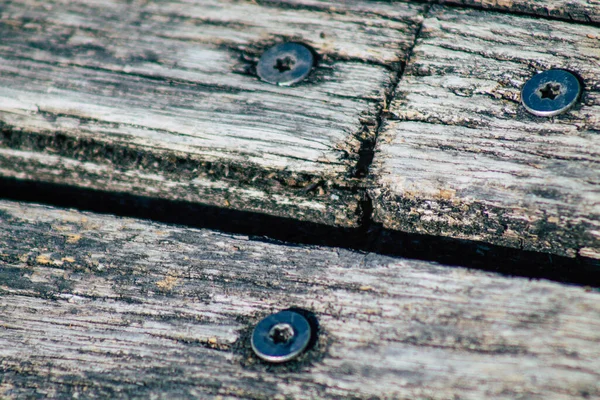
[251, 310, 312, 363]
[521, 69, 582, 117]
[256, 42, 315, 86]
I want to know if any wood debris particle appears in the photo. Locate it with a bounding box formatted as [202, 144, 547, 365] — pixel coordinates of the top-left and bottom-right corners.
[156, 276, 179, 290]
[66, 234, 82, 244]
[35, 254, 52, 265]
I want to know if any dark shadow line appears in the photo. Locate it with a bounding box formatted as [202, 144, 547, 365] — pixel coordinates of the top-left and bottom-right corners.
[0, 177, 598, 288]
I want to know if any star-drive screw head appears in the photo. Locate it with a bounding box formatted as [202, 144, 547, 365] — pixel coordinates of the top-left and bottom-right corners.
[256, 42, 315, 86]
[521, 69, 582, 117]
[251, 310, 312, 363]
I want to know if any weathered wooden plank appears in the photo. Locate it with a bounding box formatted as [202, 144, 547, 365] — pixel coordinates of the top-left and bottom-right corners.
[370, 6, 600, 259]
[0, 200, 599, 399]
[440, 0, 600, 24]
[0, 0, 425, 228]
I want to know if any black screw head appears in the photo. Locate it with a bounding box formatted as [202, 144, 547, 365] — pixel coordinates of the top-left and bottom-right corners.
[256, 42, 315, 86]
[251, 310, 312, 363]
[521, 69, 582, 117]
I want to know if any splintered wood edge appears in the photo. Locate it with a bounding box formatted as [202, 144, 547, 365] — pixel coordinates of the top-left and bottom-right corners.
[0, 200, 599, 399]
[0, 147, 361, 227]
[370, 6, 600, 257]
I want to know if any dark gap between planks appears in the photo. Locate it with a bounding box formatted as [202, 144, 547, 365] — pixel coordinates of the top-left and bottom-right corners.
[2, 2, 599, 288]
[1, 177, 598, 288]
[1, 3, 598, 288]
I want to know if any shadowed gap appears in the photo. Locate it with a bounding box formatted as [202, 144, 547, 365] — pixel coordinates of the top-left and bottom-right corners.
[0, 177, 598, 287]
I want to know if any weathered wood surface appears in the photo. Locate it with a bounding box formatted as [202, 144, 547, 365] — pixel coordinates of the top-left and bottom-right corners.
[370, 6, 600, 259]
[440, 0, 600, 23]
[0, 200, 599, 399]
[0, 0, 425, 228]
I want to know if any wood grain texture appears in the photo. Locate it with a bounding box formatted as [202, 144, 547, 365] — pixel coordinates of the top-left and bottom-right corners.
[370, 6, 600, 258]
[0, 0, 425, 227]
[441, 0, 600, 24]
[0, 200, 599, 399]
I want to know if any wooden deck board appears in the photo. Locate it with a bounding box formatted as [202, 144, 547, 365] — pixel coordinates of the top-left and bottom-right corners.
[0, 200, 599, 399]
[1, 1, 600, 398]
[0, 0, 425, 227]
[370, 6, 600, 258]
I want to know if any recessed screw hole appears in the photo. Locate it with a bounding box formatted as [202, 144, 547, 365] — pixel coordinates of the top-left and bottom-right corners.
[539, 83, 562, 100]
[274, 56, 295, 73]
[269, 323, 294, 344]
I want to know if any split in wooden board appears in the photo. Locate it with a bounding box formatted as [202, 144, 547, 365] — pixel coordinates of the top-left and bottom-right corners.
[370, 6, 600, 259]
[0, 200, 599, 399]
[440, 0, 600, 24]
[0, 0, 425, 228]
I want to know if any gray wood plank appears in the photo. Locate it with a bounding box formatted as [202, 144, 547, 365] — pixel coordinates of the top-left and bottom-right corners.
[440, 0, 600, 24]
[0, 200, 599, 399]
[0, 0, 425, 228]
[370, 6, 600, 259]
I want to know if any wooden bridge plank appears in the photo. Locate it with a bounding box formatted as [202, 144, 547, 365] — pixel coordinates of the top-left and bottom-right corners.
[0, 200, 599, 399]
[0, 0, 425, 227]
[370, 6, 600, 258]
